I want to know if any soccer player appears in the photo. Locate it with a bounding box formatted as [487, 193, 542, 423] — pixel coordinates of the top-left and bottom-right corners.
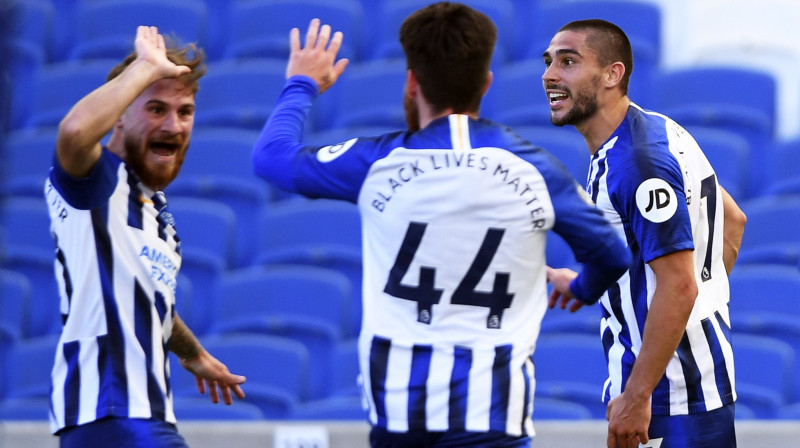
[252, 4, 631, 447]
[45, 26, 246, 447]
[542, 19, 747, 448]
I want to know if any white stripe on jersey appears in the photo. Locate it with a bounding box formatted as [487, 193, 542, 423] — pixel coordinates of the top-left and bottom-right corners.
[47, 156, 180, 432]
[449, 114, 472, 150]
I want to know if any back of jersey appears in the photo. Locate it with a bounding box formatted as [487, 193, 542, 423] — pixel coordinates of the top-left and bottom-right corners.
[356, 114, 558, 436]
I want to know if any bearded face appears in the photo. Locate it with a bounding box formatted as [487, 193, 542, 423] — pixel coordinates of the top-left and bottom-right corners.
[115, 78, 195, 190]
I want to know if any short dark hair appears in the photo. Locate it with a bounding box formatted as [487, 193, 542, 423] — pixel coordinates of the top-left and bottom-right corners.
[106, 34, 206, 94]
[400, 2, 496, 114]
[558, 19, 633, 94]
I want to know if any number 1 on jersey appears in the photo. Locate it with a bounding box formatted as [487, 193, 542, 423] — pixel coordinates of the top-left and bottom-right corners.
[383, 221, 515, 328]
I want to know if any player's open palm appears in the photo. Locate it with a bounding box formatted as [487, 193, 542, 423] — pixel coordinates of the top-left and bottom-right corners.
[134, 25, 191, 79]
[287, 18, 349, 94]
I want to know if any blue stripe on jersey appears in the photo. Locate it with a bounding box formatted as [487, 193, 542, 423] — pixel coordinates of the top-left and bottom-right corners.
[706, 313, 734, 404]
[519, 359, 532, 436]
[56, 244, 72, 326]
[92, 206, 129, 416]
[135, 280, 165, 420]
[152, 191, 173, 243]
[126, 170, 143, 230]
[588, 152, 607, 204]
[369, 336, 391, 428]
[408, 344, 433, 430]
[490, 345, 512, 431]
[449, 346, 472, 430]
[676, 332, 706, 413]
[63, 340, 81, 427]
[627, 254, 649, 339]
[602, 326, 614, 403]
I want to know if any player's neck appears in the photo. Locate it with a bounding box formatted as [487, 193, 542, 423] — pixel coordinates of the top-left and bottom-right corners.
[576, 95, 630, 155]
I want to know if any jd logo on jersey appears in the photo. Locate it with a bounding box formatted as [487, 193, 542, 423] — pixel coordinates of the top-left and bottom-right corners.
[645, 188, 670, 212]
[635, 178, 677, 223]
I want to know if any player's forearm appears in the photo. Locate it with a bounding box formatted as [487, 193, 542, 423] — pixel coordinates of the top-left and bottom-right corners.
[59, 59, 162, 154]
[720, 186, 746, 275]
[169, 312, 204, 360]
[251, 76, 317, 190]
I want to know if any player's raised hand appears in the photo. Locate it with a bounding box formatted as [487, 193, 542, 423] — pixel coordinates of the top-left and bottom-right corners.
[286, 18, 349, 94]
[134, 25, 191, 79]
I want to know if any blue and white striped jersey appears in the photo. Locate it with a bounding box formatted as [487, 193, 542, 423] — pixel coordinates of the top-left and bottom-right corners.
[587, 103, 736, 415]
[45, 150, 181, 433]
[253, 77, 630, 436]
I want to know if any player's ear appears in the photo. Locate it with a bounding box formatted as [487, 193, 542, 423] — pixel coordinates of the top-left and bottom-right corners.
[405, 69, 418, 99]
[482, 70, 493, 97]
[606, 61, 625, 89]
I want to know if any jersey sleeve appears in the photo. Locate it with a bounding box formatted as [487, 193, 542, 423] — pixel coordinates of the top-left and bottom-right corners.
[50, 149, 121, 210]
[607, 141, 694, 263]
[539, 154, 631, 304]
[251, 76, 393, 202]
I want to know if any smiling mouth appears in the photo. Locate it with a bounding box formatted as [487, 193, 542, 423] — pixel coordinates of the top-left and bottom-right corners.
[150, 142, 179, 157]
[548, 92, 569, 106]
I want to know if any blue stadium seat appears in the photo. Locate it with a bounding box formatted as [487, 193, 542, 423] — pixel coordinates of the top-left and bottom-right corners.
[529, 0, 662, 105]
[2, 39, 45, 131]
[329, 339, 360, 398]
[173, 396, 265, 421]
[165, 175, 273, 268]
[211, 316, 341, 400]
[180, 127, 261, 181]
[373, 0, 516, 66]
[257, 198, 362, 257]
[728, 264, 800, 403]
[0, 269, 31, 341]
[0, 397, 51, 420]
[653, 66, 777, 196]
[253, 246, 363, 338]
[69, 0, 207, 61]
[540, 306, 601, 337]
[168, 197, 238, 269]
[213, 265, 353, 342]
[3, 130, 56, 184]
[777, 402, 800, 420]
[175, 253, 223, 336]
[27, 59, 114, 130]
[180, 333, 309, 413]
[736, 196, 800, 265]
[223, 0, 364, 63]
[687, 126, 751, 201]
[733, 334, 795, 419]
[2, 334, 59, 401]
[193, 59, 288, 131]
[484, 60, 554, 128]
[766, 176, 800, 199]
[0, 197, 53, 257]
[532, 397, 593, 420]
[770, 139, 800, 190]
[4, 0, 55, 61]
[0, 248, 61, 339]
[317, 59, 408, 131]
[533, 333, 607, 418]
[291, 395, 367, 420]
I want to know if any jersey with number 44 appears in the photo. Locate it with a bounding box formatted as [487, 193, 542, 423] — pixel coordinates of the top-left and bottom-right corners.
[587, 103, 736, 416]
[255, 93, 629, 436]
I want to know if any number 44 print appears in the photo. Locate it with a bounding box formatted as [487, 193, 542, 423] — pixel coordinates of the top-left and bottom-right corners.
[383, 221, 515, 329]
